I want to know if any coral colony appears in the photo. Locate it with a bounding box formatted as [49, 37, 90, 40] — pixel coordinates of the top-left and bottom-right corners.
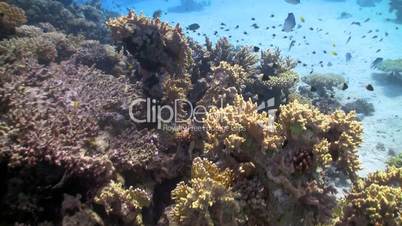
[0, 1, 401, 226]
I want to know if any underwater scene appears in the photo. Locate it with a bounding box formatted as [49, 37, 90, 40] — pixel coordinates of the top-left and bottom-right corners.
[0, 0, 401, 225]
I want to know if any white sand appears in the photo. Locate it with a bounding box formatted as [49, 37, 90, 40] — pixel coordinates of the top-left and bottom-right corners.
[104, 0, 402, 175]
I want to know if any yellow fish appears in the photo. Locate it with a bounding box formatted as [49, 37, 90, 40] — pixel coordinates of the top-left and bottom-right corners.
[71, 101, 80, 109]
[330, 51, 338, 56]
[300, 16, 305, 23]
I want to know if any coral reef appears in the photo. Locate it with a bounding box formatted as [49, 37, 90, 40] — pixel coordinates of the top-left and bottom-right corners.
[302, 73, 346, 98]
[203, 97, 363, 225]
[390, 0, 402, 23]
[170, 158, 239, 225]
[94, 181, 151, 225]
[337, 166, 402, 226]
[376, 58, 402, 81]
[0, 1, 26, 39]
[106, 10, 192, 76]
[342, 98, 375, 117]
[1, 8, 399, 226]
[387, 153, 402, 168]
[8, 0, 115, 42]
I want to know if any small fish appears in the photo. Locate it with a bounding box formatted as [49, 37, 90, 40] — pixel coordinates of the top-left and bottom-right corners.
[285, 0, 300, 4]
[362, 35, 366, 38]
[342, 83, 349, 90]
[376, 49, 381, 53]
[214, 31, 218, 35]
[346, 36, 352, 44]
[385, 32, 389, 36]
[372, 35, 378, 39]
[251, 17, 255, 21]
[251, 23, 259, 29]
[71, 101, 80, 109]
[243, 31, 248, 35]
[327, 62, 333, 67]
[351, 22, 361, 26]
[371, 57, 383, 69]
[300, 16, 305, 23]
[153, 10, 162, 19]
[187, 23, 200, 31]
[288, 40, 296, 51]
[253, 46, 260, 52]
[364, 18, 370, 23]
[235, 25, 239, 29]
[270, 14, 275, 18]
[366, 84, 374, 91]
[345, 52, 352, 62]
[283, 13, 296, 32]
[330, 51, 338, 56]
[338, 12, 352, 19]
[220, 22, 226, 26]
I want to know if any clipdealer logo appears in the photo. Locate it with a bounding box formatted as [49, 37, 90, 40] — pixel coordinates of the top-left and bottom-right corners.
[128, 97, 278, 130]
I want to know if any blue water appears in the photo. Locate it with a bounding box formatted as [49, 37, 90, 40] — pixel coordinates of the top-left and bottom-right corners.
[95, 0, 402, 175]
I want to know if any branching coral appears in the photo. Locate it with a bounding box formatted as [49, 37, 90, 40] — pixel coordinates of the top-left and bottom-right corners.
[259, 48, 297, 77]
[107, 10, 193, 76]
[197, 61, 250, 107]
[95, 181, 151, 225]
[337, 166, 402, 226]
[170, 158, 239, 225]
[203, 94, 283, 153]
[202, 97, 363, 225]
[0, 2, 26, 39]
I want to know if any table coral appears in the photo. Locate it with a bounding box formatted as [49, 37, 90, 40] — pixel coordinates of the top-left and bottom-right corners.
[302, 73, 346, 98]
[170, 158, 239, 225]
[0, 2, 26, 39]
[376, 59, 402, 81]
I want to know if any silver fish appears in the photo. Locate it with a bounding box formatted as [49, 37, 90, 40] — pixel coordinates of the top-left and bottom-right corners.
[283, 13, 296, 32]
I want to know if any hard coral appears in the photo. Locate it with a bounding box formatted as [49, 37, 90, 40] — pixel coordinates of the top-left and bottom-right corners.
[8, 0, 114, 42]
[203, 94, 282, 153]
[170, 158, 239, 226]
[376, 58, 402, 82]
[338, 166, 402, 226]
[197, 61, 250, 107]
[0, 1, 26, 39]
[107, 10, 193, 76]
[94, 181, 151, 226]
[302, 73, 346, 98]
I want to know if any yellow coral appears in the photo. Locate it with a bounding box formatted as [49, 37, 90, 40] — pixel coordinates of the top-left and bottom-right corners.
[170, 158, 238, 224]
[95, 181, 150, 225]
[203, 94, 283, 153]
[313, 139, 332, 169]
[327, 110, 363, 178]
[211, 61, 249, 89]
[277, 100, 329, 137]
